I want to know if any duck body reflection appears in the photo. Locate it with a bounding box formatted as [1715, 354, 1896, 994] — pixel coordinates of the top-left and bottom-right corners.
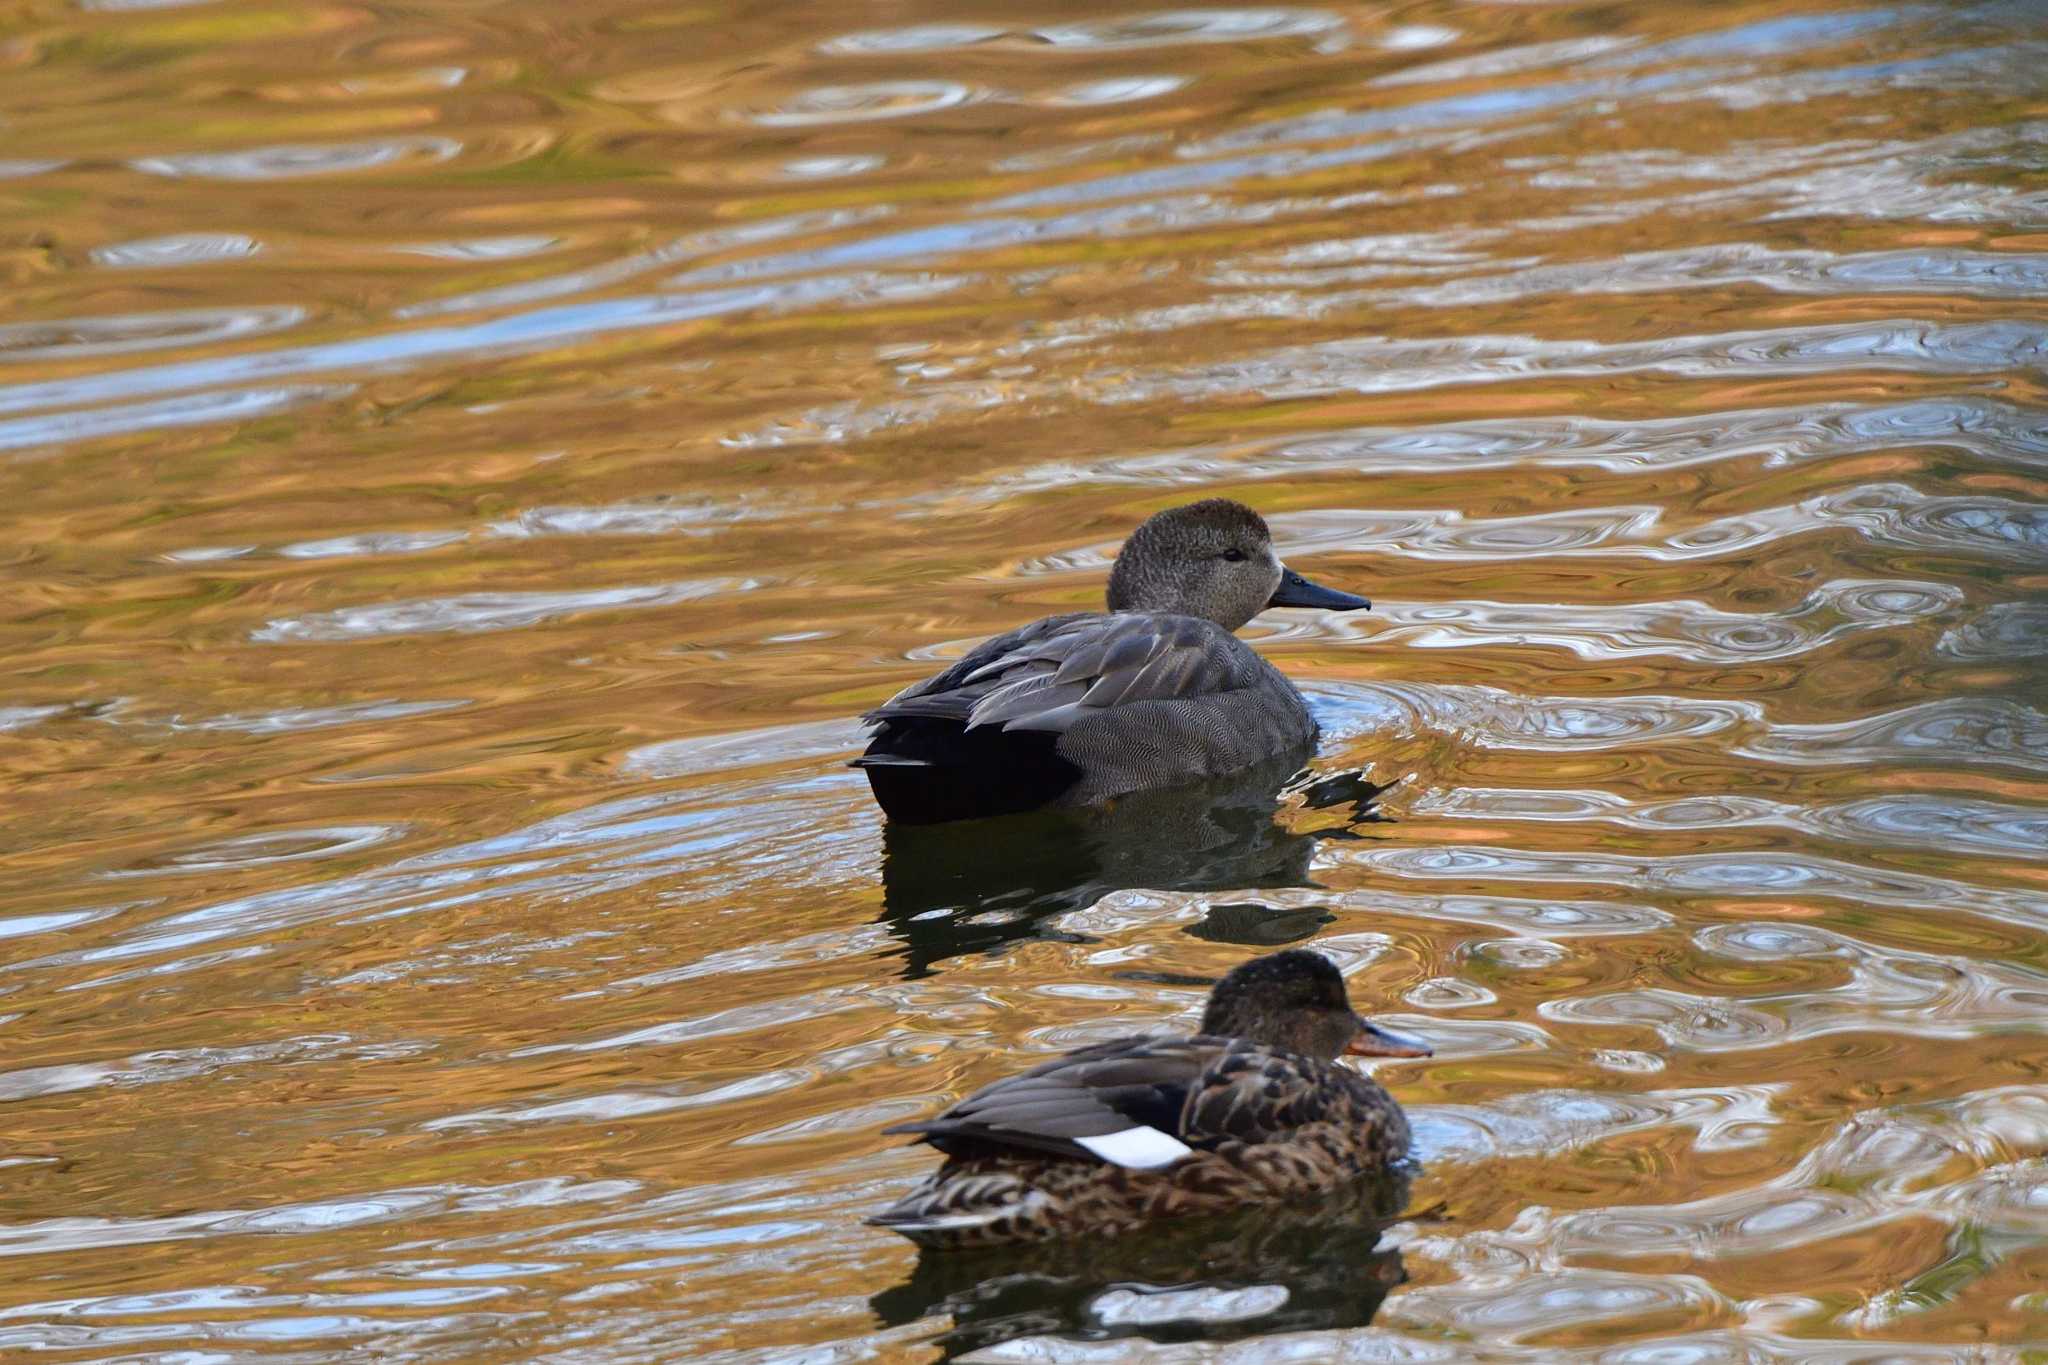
[871, 1174, 1412, 1360]
[856, 499, 1370, 823]
[876, 747, 1395, 976]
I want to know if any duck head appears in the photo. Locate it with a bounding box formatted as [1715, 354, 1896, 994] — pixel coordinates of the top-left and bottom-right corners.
[1105, 499, 1371, 632]
[1200, 948, 1432, 1061]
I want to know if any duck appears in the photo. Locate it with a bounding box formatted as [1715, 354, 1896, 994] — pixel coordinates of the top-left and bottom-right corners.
[867, 948, 1431, 1248]
[854, 499, 1371, 824]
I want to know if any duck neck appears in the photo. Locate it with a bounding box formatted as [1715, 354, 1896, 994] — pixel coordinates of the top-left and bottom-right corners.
[1106, 554, 1179, 616]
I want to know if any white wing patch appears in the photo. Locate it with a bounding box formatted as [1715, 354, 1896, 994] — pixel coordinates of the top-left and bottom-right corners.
[1075, 1126, 1194, 1169]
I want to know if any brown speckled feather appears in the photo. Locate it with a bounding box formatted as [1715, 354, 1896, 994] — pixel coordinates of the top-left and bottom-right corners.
[869, 1034, 1412, 1248]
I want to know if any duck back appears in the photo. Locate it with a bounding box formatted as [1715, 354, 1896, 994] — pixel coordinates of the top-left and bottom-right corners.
[856, 612, 1315, 823]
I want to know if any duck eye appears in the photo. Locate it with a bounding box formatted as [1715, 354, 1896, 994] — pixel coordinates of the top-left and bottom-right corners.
[1221, 548, 1248, 563]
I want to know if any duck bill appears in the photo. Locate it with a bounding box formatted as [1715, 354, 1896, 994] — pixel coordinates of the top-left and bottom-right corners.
[1346, 1018, 1432, 1059]
[1269, 566, 1370, 612]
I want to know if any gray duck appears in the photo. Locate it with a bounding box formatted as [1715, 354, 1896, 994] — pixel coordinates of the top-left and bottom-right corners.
[854, 499, 1370, 824]
[867, 949, 1430, 1248]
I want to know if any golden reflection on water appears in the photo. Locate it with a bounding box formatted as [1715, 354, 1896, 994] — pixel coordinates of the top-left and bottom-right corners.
[1, 0, 2045, 1357]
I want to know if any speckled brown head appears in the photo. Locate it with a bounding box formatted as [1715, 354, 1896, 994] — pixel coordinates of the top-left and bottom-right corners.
[1105, 499, 1370, 631]
[1199, 949, 1431, 1061]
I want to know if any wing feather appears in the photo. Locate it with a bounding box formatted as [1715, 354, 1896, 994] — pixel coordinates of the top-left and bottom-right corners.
[964, 674, 1085, 729]
[883, 1037, 1219, 1162]
[866, 612, 1262, 739]
[863, 615, 1079, 725]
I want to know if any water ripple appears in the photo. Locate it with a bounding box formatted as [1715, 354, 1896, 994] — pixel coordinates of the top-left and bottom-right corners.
[1734, 697, 2048, 772]
[1303, 242, 2048, 306]
[1413, 1085, 1786, 1164]
[131, 137, 462, 181]
[1560, 1183, 1881, 1259]
[1029, 490, 1998, 580]
[1036, 76, 1191, 107]
[0, 272, 967, 424]
[739, 82, 979, 127]
[674, 190, 1402, 292]
[113, 826, 404, 874]
[1276, 485, 2039, 565]
[1774, 120, 2048, 214]
[1053, 886, 1673, 940]
[1548, 119, 2048, 228]
[1939, 602, 2048, 660]
[1315, 683, 2048, 784]
[425, 1070, 809, 1133]
[395, 235, 564, 262]
[1188, 70, 1711, 158]
[0, 383, 356, 454]
[742, 321, 2048, 449]
[1033, 9, 1345, 49]
[1345, 843, 2048, 934]
[1097, 320, 2046, 406]
[1343, 890, 1674, 939]
[486, 497, 780, 540]
[253, 577, 763, 643]
[157, 699, 469, 734]
[1694, 928, 2048, 1047]
[1386, 1266, 1729, 1343]
[0, 705, 67, 733]
[1376, 36, 1637, 86]
[512, 989, 869, 1058]
[0, 1179, 635, 1258]
[1092, 1283, 1290, 1327]
[1796, 797, 2048, 858]
[0, 306, 305, 363]
[1311, 679, 1756, 751]
[1420, 789, 2048, 859]
[1601, 9, 1916, 69]
[621, 718, 868, 780]
[167, 497, 780, 566]
[1552, 1087, 2048, 1267]
[0, 1034, 420, 1104]
[14, 772, 865, 978]
[1316, 578, 1959, 665]
[970, 398, 2048, 497]
[816, 23, 1003, 56]
[279, 530, 469, 560]
[397, 208, 891, 319]
[90, 233, 262, 269]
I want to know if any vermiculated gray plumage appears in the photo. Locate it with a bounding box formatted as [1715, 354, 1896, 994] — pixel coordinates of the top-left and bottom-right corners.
[855, 500, 1369, 823]
[861, 611, 1316, 806]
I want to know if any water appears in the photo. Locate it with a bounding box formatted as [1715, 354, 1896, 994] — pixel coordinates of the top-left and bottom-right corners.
[1, 0, 2044, 1358]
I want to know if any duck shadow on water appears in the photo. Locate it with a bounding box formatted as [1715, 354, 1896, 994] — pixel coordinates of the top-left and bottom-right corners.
[870, 1172, 1411, 1359]
[875, 749, 1392, 978]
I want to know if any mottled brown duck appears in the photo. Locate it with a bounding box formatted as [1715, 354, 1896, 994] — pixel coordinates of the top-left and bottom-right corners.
[868, 949, 1430, 1248]
[854, 499, 1370, 824]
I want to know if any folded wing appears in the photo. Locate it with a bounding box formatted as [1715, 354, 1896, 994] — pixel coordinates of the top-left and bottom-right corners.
[882, 1037, 1218, 1167]
[866, 612, 1262, 738]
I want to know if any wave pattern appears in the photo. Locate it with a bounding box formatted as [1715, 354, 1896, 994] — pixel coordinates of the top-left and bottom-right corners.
[0, 0, 2041, 1359]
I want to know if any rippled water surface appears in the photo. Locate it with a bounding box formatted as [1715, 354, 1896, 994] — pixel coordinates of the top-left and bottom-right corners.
[3, 0, 2046, 1358]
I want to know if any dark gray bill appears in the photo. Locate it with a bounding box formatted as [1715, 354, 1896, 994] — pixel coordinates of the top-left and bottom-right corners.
[1345, 1018, 1432, 1059]
[1269, 566, 1370, 611]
